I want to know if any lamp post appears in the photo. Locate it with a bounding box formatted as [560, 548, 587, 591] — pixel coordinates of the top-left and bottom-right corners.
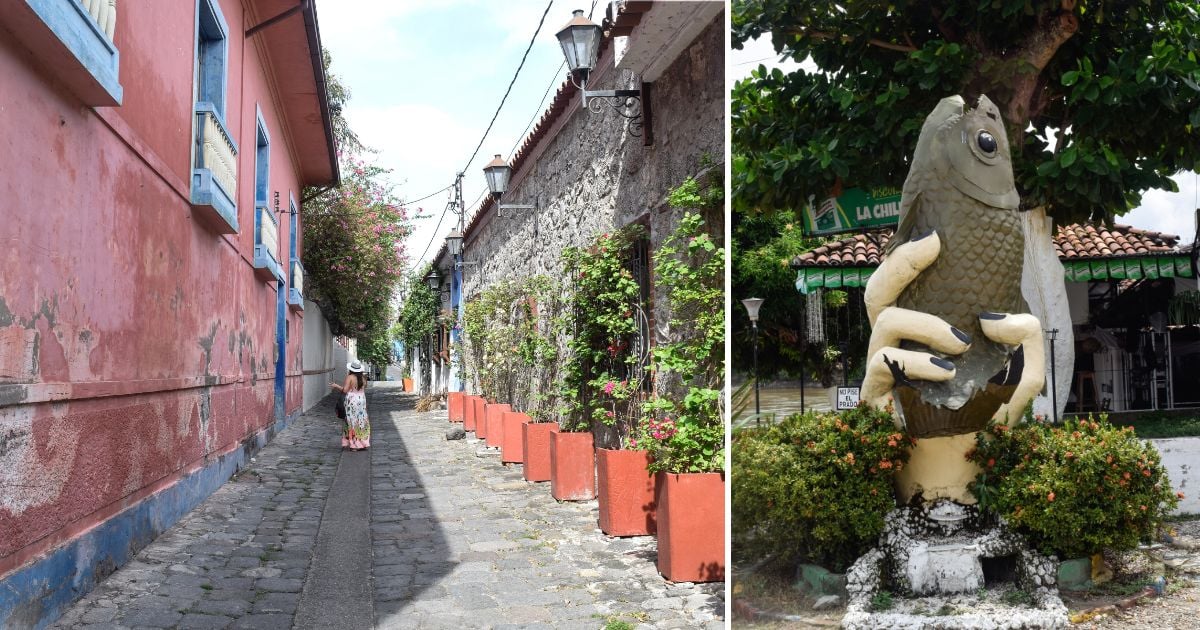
[554, 9, 651, 142]
[742, 297, 765, 420]
[482, 155, 539, 233]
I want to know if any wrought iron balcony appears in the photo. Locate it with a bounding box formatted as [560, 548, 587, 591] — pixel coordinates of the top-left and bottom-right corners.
[191, 103, 238, 234]
[288, 258, 304, 310]
[253, 204, 283, 282]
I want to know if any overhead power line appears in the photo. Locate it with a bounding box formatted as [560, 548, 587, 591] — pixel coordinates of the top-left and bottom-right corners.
[459, 0, 555, 174]
[410, 0, 556, 270]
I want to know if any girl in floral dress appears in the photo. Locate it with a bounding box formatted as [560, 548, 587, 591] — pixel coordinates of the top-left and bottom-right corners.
[331, 360, 370, 450]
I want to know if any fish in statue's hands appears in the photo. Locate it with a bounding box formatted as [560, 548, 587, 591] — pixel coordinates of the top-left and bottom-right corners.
[862, 94, 1045, 441]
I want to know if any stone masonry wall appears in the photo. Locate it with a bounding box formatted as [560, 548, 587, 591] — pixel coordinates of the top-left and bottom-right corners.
[460, 14, 724, 399]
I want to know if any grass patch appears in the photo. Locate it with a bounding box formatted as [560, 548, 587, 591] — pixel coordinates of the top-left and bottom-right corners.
[1101, 412, 1200, 439]
[200, 583, 213, 591]
[868, 591, 893, 612]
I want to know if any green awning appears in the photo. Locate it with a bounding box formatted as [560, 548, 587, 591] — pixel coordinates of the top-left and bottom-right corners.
[1062, 256, 1193, 282]
[796, 255, 1192, 292]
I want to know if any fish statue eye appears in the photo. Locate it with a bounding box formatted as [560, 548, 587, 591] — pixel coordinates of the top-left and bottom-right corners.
[977, 130, 997, 155]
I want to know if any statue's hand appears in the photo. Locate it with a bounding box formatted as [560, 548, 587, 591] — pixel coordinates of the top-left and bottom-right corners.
[978, 312, 1044, 425]
[861, 231, 972, 417]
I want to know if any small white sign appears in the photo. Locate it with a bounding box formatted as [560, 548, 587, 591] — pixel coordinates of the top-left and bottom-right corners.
[836, 387, 861, 410]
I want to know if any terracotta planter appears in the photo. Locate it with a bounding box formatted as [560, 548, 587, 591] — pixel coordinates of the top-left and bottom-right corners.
[484, 403, 510, 448]
[402, 377, 413, 392]
[447, 392, 464, 423]
[550, 430, 595, 501]
[463, 396, 478, 432]
[474, 398, 489, 439]
[501, 412, 530, 463]
[655, 471, 725, 583]
[596, 448, 657, 537]
[522, 421, 559, 482]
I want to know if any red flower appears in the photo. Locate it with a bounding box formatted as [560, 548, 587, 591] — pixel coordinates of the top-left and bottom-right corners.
[1047, 492, 1056, 502]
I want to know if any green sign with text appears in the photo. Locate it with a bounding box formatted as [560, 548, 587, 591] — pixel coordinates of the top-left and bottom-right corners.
[800, 187, 903, 236]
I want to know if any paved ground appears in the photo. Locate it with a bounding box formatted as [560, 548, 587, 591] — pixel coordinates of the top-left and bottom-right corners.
[51, 383, 725, 629]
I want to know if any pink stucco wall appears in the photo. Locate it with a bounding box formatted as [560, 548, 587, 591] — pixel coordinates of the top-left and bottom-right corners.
[0, 0, 320, 575]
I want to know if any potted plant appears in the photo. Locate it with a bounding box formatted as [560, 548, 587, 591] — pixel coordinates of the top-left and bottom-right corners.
[637, 210, 726, 582]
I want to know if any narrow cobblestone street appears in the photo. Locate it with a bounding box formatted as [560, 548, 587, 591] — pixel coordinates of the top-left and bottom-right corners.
[51, 383, 725, 630]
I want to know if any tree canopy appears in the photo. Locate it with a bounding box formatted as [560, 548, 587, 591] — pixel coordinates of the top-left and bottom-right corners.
[302, 49, 413, 366]
[732, 0, 1200, 225]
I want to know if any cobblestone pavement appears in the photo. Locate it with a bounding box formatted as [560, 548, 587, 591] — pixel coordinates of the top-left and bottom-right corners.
[51, 384, 725, 629]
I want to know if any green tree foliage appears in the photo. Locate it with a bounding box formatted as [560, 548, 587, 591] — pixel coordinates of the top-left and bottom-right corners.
[396, 268, 439, 351]
[732, 210, 870, 381]
[302, 156, 410, 339]
[732, 0, 1200, 224]
[301, 49, 413, 363]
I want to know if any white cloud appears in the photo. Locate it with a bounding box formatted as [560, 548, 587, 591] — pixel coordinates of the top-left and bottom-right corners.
[1122, 171, 1199, 245]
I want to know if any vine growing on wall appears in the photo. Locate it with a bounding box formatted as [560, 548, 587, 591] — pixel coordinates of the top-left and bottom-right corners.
[560, 226, 647, 440]
[461, 276, 566, 419]
[636, 176, 725, 473]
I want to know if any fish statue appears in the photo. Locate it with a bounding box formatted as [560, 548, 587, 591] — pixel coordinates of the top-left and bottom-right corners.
[884, 94, 1031, 438]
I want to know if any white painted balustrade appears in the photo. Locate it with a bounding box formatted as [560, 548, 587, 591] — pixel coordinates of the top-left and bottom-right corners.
[80, 0, 116, 39]
[196, 108, 237, 199]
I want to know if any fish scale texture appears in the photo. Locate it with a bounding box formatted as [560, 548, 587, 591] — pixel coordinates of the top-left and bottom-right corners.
[895, 175, 1027, 432]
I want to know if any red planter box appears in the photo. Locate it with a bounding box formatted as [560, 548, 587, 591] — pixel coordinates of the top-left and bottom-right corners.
[550, 430, 595, 501]
[463, 396, 478, 432]
[447, 392, 464, 423]
[474, 398, 489, 438]
[484, 403, 510, 448]
[655, 472, 725, 583]
[402, 377, 413, 392]
[522, 421, 559, 482]
[596, 448, 657, 537]
[501, 412, 530, 463]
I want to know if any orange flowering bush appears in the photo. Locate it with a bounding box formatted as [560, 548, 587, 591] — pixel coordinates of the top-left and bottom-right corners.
[968, 413, 1180, 559]
[731, 404, 912, 571]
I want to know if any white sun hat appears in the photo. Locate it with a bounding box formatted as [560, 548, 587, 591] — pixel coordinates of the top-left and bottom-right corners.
[347, 360, 364, 373]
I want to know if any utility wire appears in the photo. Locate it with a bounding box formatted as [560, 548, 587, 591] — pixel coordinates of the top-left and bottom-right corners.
[508, 60, 566, 159]
[402, 183, 453, 205]
[459, 0, 555, 174]
[410, 0, 556, 270]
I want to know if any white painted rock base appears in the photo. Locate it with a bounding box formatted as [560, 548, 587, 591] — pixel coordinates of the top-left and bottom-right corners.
[842, 587, 1069, 630]
[844, 503, 1068, 629]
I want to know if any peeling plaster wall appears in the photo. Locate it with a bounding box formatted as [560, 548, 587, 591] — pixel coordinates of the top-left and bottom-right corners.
[461, 14, 724, 399]
[0, 0, 312, 588]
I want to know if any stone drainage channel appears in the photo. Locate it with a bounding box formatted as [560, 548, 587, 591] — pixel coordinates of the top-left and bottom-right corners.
[49, 383, 724, 630]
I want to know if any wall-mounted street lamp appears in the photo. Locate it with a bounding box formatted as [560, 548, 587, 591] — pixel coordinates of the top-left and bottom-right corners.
[425, 269, 440, 291]
[555, 9, 652, 143]
[445, 230, 477, 270]
[483, 155, 539, 236]
[742, 297, 765, 421]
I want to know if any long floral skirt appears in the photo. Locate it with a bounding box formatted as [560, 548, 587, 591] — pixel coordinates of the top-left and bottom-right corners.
[342, 390, 370, 449]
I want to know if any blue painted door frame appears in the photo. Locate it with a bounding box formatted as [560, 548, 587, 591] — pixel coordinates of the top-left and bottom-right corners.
[275, 279, 285, 423]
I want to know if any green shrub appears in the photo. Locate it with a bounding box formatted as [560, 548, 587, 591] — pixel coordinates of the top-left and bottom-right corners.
[731, 404, 911, 572]
[968, 414, 1181, 559]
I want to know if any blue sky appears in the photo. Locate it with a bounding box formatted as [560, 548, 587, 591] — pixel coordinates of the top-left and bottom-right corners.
[315, 0, 587, 270]
[731, 37, 1200, 244]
